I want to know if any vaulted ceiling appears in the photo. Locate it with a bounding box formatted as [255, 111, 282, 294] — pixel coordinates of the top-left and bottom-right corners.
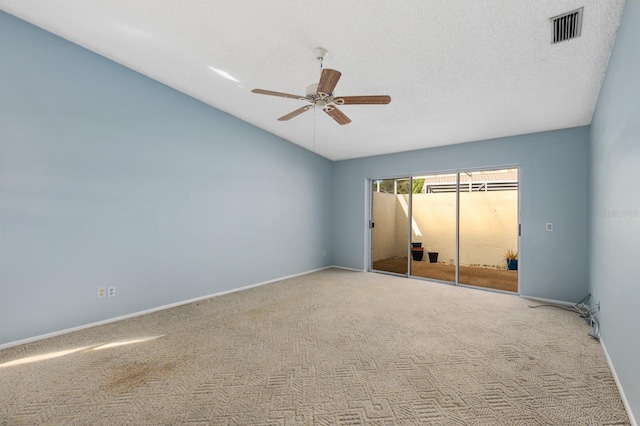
[0, 1, 625, 160]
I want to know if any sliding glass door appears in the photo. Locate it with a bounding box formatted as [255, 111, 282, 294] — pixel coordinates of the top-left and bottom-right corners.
[458, 169, 519, 292]
[371, 178, 410, 275]
[370, 168, 519, 292]
[409, 174, 456, 282]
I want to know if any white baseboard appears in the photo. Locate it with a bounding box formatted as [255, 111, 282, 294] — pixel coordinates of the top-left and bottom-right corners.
[330, 265, 366, 272]
[0, 266, 333, 351]
[600, 339, 637, 426]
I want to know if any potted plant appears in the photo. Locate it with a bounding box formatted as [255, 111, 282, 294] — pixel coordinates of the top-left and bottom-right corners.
[427, 248, 439, 263]
[411, 242, 424, 261]
[505, 249, 518, 270]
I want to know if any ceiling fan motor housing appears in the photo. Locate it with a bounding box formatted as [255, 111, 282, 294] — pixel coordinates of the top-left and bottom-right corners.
[306, 83, 335, 108]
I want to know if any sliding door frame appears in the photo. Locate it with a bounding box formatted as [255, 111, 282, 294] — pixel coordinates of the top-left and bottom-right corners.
[368, 165, 520, 294]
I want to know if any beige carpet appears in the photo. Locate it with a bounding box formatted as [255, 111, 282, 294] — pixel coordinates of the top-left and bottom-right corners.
[0, 269, 629, 425]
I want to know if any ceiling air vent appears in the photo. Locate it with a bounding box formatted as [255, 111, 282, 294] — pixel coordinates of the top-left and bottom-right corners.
[550, 7, 583, 44]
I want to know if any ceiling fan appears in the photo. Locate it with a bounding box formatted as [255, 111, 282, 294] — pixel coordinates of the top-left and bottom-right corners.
[251, 48, 391, 125]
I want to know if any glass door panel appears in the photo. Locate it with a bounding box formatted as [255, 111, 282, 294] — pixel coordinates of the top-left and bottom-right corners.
[371, 178, 410, 275]
[409, 174, 457, 282]
[458, 169, 519, 292]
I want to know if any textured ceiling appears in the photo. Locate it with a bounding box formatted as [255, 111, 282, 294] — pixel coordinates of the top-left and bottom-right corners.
[0, 1, 625, 160]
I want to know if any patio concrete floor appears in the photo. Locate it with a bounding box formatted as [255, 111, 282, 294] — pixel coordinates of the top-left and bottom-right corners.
[372, 257, 518, 292]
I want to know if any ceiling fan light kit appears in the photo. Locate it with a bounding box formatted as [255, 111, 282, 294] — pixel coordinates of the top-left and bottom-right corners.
[251, 48, 391, 125]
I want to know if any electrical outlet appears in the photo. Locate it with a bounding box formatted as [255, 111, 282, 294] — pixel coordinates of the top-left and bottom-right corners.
[98, 287, 106, 298]
[546, 223, 553, 231]
[107, 286, 116, 298]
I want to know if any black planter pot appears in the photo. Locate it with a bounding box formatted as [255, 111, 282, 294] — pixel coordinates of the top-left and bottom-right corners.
[427, 252, 439, 263]
[506, 259, 518, 270]
[411, 247, 424, 261]
[411, 242, 422, 248]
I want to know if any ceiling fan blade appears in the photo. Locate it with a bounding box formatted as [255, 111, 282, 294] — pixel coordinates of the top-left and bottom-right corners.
[323, 106, 351, 125]
[336, 95, 391, 105]
[251, 88, 305, 100]
[317, 68, 341, 95]
[278, 105, 312, 121]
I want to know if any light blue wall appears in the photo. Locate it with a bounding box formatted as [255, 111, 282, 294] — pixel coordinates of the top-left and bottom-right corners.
[332, 127, 590, 302]
[0, 11, 333, 346]
[589, 0, 640, 420]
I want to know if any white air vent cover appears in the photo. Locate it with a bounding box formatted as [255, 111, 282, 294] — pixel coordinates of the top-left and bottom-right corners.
[550, 7, 584, 44]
